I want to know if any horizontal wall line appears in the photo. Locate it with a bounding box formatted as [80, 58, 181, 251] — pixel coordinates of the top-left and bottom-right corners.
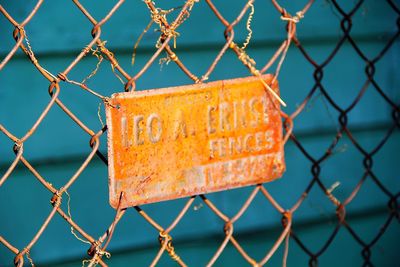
[0, 33, 398, 60]
[44, 204, 389, 266]
[0, 121, 396, 172]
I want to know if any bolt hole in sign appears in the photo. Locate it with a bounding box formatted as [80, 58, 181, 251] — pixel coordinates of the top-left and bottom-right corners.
[105, 75, 285, 208]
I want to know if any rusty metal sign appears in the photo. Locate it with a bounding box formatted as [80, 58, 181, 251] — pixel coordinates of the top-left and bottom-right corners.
[105, 75, 285, 208]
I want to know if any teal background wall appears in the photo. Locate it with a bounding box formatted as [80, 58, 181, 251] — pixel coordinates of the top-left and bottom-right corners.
[0, 0, 399, 266]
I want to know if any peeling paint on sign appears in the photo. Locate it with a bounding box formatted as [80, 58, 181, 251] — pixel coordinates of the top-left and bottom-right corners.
[105, 75, 285, 208]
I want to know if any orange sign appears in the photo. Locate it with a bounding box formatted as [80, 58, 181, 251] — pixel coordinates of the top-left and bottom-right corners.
[105, 75, 285, 208]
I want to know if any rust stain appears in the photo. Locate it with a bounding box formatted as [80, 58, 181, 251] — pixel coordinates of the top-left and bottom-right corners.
[105, 75, 285, 208]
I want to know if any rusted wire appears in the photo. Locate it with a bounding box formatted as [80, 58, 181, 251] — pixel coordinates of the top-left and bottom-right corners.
[0, 0, 399, 266]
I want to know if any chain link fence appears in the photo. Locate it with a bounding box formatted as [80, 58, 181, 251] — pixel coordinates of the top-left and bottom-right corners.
[0, 0, 399, 266]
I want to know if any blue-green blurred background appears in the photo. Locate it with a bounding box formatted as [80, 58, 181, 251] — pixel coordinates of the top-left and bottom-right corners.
[0, 0, 399, 266]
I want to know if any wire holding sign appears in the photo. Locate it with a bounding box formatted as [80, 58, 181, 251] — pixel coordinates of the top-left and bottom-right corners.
[0, 0, 399, 266]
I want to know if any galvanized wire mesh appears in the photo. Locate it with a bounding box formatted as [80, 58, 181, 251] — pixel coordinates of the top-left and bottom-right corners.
[0, 0, 399, 266]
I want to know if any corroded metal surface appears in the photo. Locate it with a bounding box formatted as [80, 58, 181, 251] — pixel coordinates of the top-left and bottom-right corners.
[105, 75, 285, 208]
